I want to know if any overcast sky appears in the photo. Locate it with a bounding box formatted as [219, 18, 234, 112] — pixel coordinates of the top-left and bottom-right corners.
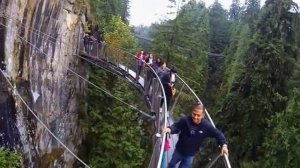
[129, 0, 299, 26]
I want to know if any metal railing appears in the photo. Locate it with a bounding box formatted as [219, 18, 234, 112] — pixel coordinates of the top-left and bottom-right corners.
[1, 10, 230, 166]
[80, 40, 169, 168]
[82, 40, 231, 167]
[163, 73, 231, 168]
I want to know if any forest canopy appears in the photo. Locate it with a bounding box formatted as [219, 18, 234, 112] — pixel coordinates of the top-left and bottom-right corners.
[80, 0, 300, 167]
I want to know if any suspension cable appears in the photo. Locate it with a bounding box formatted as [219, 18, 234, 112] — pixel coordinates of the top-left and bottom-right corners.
[1, 13, 148, 96]
[68, 68, 153, 118]
[0, 13, 57, 42]
[0, 15, 169, 167]
[0, 69, 91, 168]
[0, 15, 152, 117]
[74, 54, 122, 77]
[175, 74, 231, 168]
[0, 21, 152, 118]
[72, 54, 156, 119]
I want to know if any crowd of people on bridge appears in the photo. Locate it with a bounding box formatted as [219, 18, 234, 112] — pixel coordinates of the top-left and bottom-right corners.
[135, 49, 177, 109]
[83, 24, 104, 55]
[135, 50, 229, 168]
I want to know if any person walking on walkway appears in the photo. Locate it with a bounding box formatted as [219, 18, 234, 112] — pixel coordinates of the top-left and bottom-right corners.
[163, 105, 229, 168]
[135, 50, 146, 80]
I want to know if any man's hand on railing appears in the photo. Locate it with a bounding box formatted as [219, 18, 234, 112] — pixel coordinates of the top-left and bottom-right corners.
[221, 144, 229, 156]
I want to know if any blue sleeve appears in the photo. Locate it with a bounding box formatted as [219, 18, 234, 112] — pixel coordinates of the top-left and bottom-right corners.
[168, 117, 185, 134]
[207, 124, 227, 146]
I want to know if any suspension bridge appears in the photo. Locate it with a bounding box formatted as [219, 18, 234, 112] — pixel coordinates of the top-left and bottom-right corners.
[0, 13, 231, 168]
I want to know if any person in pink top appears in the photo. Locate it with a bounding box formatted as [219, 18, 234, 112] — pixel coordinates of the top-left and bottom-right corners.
[135, 49, 146, 80]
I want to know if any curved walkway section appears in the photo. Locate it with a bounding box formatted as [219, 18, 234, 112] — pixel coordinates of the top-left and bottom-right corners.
[162, 74, 231, 168]
[0, 12, 231, 167]
[80, 40, 231, 168]
[78, 41, 169, 168]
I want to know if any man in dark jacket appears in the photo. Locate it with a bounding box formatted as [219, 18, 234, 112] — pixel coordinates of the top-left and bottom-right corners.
[163, 105, 229, 168]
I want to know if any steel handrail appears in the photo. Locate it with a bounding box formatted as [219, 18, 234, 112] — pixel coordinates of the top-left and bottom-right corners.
[1, 11, 207, 167]
[175, 74, 231, 168]
[1, 12, 168, 167]
[84, 40, 168, 168]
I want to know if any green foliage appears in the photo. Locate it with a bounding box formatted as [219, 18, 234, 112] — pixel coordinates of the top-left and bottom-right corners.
[151, 0, 210, 95]
[208, 1, 230, 54]
[0, 148, 22, 168]
[87, 0, 138, 58]
[80, 67, 147, 168]
[241, 0, 261, 30]
[104, 16, 138, 50]
[83, 0, 300, 167]
[222, 25, 251, 95]
[88, 106, 146, 168]
[262, 89, 300, 168]
[88, 0, 130, 25]
[230, 0, 242, 21]
[203, 1, 231, 110]
[78, 1, 149, 166]
[217, 0, 299, 167]
[261, 16, 300, 166]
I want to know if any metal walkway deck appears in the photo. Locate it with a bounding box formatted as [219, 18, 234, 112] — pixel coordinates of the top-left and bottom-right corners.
[80, 41, 231, 168]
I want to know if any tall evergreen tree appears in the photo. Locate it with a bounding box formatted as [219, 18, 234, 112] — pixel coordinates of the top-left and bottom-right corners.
[230, 0, 242, 21]
[262, 69, 300, 168]
[89, 0, 130, 25]
[262, 11, 300, 168]
[208, 1, 230, 54]
[241, 0, 261, 30]
[217, 0, 298, 166]
[81, 69, 147, 168]
[204, 1, 230, 107]
[151, 0, 210, 94]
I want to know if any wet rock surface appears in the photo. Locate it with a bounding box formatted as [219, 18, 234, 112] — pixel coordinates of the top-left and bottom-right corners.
[0, 0, 87, 167]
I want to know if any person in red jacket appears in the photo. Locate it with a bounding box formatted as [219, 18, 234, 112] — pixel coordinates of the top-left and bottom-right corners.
[135, 50, 146, 80]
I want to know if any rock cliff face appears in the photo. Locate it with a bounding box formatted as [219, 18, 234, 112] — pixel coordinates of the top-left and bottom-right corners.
[0, 0, 86, 167]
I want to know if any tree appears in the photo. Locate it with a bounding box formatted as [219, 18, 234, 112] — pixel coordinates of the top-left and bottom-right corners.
[151, 0, 210, 94]
[208, 1, 230, 54]
[81, 68, 147, 168]
[262, 88, 300, 167]
[78, 1, 147, 167]
[104, 16, 138, 50]
[241, 0, 261, 30]
[230, 0, 242, 21]
[263, 14, 300, 167]
[89, 0, 130, 26]
[0, 149, 22, 168]
[217, 0, 299, 166]
[218, 24, 251, 106]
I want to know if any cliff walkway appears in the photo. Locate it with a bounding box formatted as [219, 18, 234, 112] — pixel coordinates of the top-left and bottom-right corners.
[0, 13, 231, 168]
[79, 41, 231, 168]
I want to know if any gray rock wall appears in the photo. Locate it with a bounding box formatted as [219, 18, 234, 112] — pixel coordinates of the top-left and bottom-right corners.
[0, 0, 87, 167]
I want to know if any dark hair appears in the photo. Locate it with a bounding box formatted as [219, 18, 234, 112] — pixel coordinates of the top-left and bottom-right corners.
[192, 104, 204, 112]
[193, 104, 204, 110]
[159, 60, 165, 67]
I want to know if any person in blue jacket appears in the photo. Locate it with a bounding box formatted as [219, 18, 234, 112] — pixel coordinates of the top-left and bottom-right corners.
[163, 104, 229, 168]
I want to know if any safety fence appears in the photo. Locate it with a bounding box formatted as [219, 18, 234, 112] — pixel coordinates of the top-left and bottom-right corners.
[82, 40, 231, 168]
[0, 11, 230, 167]
[80, 40, 169, 168]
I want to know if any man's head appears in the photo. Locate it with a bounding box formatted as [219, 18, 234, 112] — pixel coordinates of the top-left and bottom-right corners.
[191, 105, 205, 125]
